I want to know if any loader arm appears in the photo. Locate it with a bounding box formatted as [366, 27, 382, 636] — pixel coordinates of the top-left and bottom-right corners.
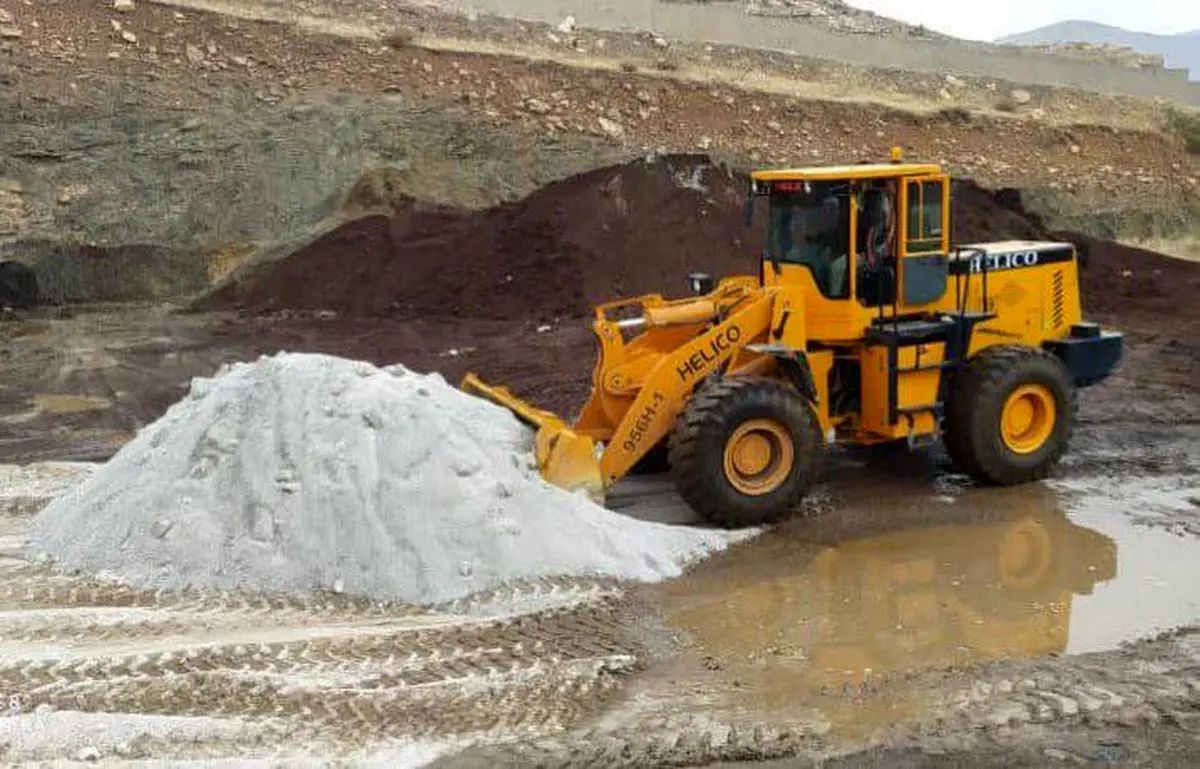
[597, 293, 775, 485]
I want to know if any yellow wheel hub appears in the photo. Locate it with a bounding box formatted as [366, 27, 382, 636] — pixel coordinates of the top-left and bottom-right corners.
[723, 419, 794, 496]
[1000, 384, 1057, 455]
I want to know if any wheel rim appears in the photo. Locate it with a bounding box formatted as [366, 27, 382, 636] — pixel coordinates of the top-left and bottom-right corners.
[1000, 384, 1057, 455]
[997, 518, 1053, 589]
[722, 418, 794, 496]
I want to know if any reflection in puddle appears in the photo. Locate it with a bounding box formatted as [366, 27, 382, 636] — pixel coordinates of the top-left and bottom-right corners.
[661, 482, 1199, 733]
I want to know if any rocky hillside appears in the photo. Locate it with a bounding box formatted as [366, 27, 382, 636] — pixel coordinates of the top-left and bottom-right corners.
[999, 21, 1200, 79]
[0, 0, 1197, 303]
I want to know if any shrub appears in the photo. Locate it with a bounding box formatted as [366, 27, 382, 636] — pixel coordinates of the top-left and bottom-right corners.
[1166, 108, 1200, 154]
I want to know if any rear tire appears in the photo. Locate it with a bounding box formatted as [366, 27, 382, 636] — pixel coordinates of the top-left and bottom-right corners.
[944, 345, 1076, 485]
[668, 376, 822, 529]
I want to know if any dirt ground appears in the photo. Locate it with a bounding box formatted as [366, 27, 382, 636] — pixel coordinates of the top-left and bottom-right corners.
[1, 256, 1198, 765]
[1, 0, 1199, 766]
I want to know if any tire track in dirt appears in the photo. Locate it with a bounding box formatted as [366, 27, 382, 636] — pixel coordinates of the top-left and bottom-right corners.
[21, 656, 631, 741]
[0, 565, 640, 744]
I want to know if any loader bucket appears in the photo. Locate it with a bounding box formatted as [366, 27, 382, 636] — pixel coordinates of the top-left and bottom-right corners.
[460, 373, 605, 504]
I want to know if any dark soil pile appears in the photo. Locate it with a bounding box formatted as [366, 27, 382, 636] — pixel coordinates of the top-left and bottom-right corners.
[953, 183, 1199, 328]
[200, 157, 1198, 333]
[202, 155, 762, 322]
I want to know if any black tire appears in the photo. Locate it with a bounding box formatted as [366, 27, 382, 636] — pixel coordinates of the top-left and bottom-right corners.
[667, 376, 823, 528]
[944, 345, 1076, 486]
[0, 260, 39, 309]
[630, 376, 721, 475]
[629, 442, 671, 475]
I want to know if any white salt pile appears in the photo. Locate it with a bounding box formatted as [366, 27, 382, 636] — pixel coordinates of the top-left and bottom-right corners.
[26, 352, 749, 605]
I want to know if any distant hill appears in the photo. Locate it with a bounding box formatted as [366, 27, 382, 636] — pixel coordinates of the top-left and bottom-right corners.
[998, 21, 1199, 80]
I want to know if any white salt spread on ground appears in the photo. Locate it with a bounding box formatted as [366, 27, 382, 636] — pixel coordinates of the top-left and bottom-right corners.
[25, 353, 752, 605]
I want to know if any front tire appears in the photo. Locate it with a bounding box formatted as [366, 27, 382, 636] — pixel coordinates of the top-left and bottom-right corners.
[668, 377, 823, 528]
[944, 345, 1076, 485]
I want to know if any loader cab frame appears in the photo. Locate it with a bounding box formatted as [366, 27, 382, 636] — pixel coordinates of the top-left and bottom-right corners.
[751, 161, 952, 318]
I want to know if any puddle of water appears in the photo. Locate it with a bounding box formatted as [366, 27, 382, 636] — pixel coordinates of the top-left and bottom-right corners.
[1054, 476, 1200, 654]
[658, 480, 1200, 733]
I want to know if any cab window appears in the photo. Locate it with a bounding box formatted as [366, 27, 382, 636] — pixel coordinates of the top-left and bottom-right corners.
[766, 184, 851, 299]
[905, 180, 945, 254]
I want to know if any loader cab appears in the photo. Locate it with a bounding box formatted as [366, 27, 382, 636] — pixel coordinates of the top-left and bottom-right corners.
[750, 155, 952, 323]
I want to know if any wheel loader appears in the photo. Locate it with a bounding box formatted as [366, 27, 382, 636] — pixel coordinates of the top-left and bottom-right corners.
[461, 150, 1124, 528]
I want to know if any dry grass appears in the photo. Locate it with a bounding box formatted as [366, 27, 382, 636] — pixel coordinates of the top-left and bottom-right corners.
[993, 98, 1019, 113]
[383, 26, 416, 50]
[1166, 108, 1200, 154]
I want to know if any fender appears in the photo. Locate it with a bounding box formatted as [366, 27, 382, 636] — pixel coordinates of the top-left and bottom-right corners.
[744, 343, 818, 404]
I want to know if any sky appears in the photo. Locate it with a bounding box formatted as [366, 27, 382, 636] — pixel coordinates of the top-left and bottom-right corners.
[847, 1, 1200, 41]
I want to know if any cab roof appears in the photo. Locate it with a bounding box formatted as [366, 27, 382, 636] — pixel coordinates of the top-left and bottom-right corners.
[751, 162, 943, 182]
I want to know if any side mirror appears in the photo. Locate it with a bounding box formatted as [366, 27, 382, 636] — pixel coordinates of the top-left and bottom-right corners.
[687, 272, 714, 296]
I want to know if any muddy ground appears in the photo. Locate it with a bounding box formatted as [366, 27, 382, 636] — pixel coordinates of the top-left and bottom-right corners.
[1, 1, 1198, 766]
[1, 153, 1199, 768]
[1, 269, 1198, 766]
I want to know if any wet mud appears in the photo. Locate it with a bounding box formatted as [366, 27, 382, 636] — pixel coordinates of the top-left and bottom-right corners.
[648, 477, 1198, 732]
[2, 163, 1199, 765]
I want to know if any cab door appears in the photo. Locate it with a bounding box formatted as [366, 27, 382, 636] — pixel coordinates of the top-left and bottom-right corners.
[897, 175, 951, 310]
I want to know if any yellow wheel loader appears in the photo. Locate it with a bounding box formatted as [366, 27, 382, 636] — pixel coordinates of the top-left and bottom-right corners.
[461, 150, 1123, 528]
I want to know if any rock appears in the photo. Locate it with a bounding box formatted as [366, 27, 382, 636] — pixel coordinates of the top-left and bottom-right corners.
[945, 74, 966, 88]
[985, 701, 1032, 726]
[556, 15, 576, 34]
[1107, 703, 1161, 727]
[0, 25, 21, 39]
[114, 0, 136, 11]
[1038, 692, 1080, 717]
[1073, 690, 1104, 713]
[121, 30, 137, 44]
[1009, 88, 1032, 105]
[0, 9, 12, 24]
[1042, 748, 1077, 762]
[697, 136, 713, 150]
[185, 43, 205, 64]
[524, 98, 551, 115]
[597, 116, 624, 139]
[1033, 672, 1058, 688]
[996, 679, 1014, 694]
[75, 746, 101, 762]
